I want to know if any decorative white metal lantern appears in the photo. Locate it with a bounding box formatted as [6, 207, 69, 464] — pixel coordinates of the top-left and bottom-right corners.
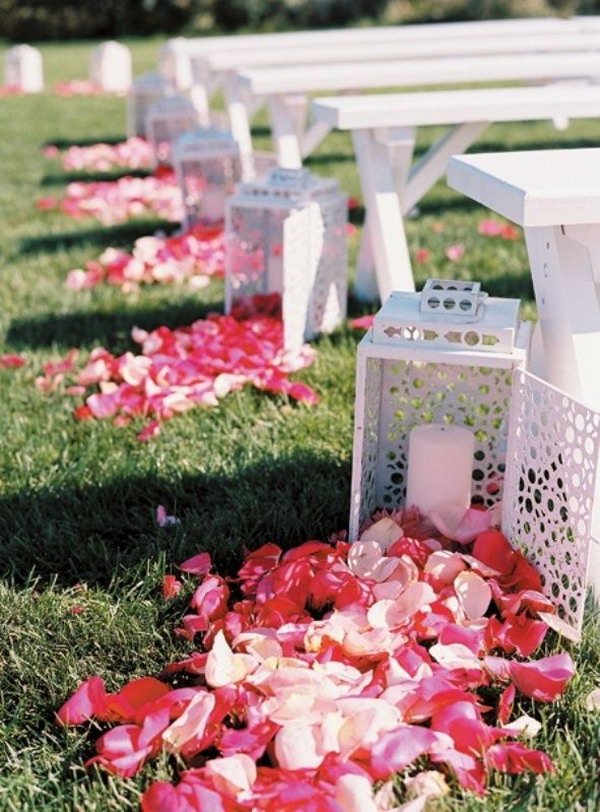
[145, 95, 201, 165]
[349, 279, 531, 537]
[173, 128, 243, 228]
[4, 45, 43, 92]
[90, 41, 132, 93]
[502, 370, 600, 630]
[225, 167, 348, 351]
[127, 72, 175, 138]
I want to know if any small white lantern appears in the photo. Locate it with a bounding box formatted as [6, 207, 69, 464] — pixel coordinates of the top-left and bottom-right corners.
[4, 45, 43, 93]
[225, 167, 348, 351]
[127, 72, 175, 138]
[349, 279, 530, 538]
[90, 41, 132, 93]
[173, 127, 243, 228]
[145, 95, 201, 165]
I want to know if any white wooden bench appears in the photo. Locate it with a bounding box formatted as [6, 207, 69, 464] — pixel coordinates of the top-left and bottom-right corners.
[448, 147, 600, 600]
[237, 50, 600, 169]
[311, 85, 600, 301]
[159, 18, 589, 127]
[448, 148, 600, 409]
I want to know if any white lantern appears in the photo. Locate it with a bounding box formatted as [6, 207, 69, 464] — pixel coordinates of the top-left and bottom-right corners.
[173, 127, 243, 229]
[145, 95, 201, 165]
[225, 167, 348, 352]
[127, 72, 175, 138]
[349, 279, 530, 538]
[4, 45, 43, 93]
[90, 41, 132, 93]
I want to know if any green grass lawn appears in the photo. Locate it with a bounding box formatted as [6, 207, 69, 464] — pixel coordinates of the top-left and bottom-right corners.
[0, 38, 599, 811]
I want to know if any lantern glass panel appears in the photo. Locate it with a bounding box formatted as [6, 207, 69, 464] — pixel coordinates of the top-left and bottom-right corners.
[228, 207, 286, 313]
[179, 154, 241, 227]
[146, 98, 200, 165]
[127, 73, 174, 138]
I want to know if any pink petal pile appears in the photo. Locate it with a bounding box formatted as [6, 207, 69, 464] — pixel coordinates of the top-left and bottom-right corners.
[66, 223, 224, 293]
[0, 354, 26, 369]
[0, 85, 23, 97]
[53, 80, 111, 97]
[36, 294, 318, 442]
[43, 137, 155, 172]
[57, 512, 575, 809]
[36, 167, 182, 225]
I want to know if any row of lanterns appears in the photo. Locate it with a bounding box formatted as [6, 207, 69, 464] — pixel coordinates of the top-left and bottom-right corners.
[4, 41, 132, 93]
[9, 45, 596, 634]
[129, 73, 600, 633]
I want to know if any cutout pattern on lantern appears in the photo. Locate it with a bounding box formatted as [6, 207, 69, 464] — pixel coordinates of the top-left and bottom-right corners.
[358, 359, 511, 525]
[503, 370, 600, 629]
[349, 283, 530, 540]
[226, 167, 347, 351]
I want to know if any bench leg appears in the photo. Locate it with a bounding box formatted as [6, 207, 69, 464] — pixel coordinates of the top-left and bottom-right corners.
[223, 72, 256, 180]
[189, 84, 211, 126]
[352, 129, 414, 303]
[525, 223, 600, 407]
[270, 95, 304, 169]
[354, 128, 416, 302]
[404, 121, 487, 214]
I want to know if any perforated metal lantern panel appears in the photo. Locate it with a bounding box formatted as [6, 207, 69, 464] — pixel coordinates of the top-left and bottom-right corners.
[349, 281, 530, 540]
[503, 370, 600, 631]
[146, 96, 200, 165]
[225, 167, 348, 352]
[174, 128, 242, 228]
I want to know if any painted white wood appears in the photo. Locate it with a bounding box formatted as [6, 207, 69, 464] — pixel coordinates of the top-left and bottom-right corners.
[223, 72, 256, 178]
[270, 95, 304, 169]
[4, 45, 43, 92]
[166, 18, 593, 67]
[404, 121, 488, 214]
[449, 149, 600, 412]
[314, 88, 600, 301]
[90, 41, 132, 92]
[448, 148, 600, 227]
[352, 130, 415, 301]
[312, 84, 600, 130]
[258, 53, 600, 168]
[238, 51, 600, 96]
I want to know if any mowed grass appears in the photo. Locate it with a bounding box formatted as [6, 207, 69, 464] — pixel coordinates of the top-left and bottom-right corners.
[0, 37, 599, 811]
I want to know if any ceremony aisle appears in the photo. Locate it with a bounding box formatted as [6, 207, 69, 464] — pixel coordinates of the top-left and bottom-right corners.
[0, 39, 598, 811]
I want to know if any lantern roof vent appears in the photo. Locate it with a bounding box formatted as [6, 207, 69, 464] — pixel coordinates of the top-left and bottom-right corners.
[372, 278, 521, 354]
[235, 166, 340, 204]
[172, 126, 240, 160]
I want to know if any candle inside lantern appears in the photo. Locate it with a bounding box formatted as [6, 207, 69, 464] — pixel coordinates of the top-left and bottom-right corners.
[405, 423, 475, 517]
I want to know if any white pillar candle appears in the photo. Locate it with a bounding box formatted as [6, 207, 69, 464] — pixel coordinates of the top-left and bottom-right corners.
[405, 423, 474, 517]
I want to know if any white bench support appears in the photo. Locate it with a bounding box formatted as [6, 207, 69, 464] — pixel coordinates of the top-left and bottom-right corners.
[352, 130, 415, 301]
[526, 224, 600, 406]
[403, 121, 488, 214]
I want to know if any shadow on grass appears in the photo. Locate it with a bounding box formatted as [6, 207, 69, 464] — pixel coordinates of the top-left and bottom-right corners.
[7, 298, 223, 351]
[19, 220, 176, 256]
[306, 152, 356, 166]
[44, 136, 125, 149]
[250, 125, 271, 138]
[467, 135, 600, 154]
[0, 452, 350, 587]
[41, 169, 151, 186]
